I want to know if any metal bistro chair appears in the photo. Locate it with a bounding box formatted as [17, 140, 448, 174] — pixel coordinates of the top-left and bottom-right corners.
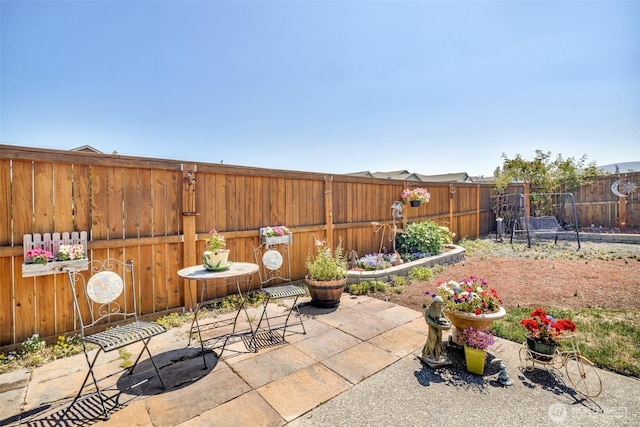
[249, 236, 307, 351]
[66, 258, 167, 420]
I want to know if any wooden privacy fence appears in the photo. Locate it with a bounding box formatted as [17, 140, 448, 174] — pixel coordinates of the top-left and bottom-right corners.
[3, 144, 636, 349]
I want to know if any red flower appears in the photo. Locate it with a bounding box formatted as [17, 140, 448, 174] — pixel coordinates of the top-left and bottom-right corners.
[553, 319, 576, 332]
[475, 308, 481, 315]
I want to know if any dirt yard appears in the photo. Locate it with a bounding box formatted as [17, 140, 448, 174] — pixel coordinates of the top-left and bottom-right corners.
[371, 239, 640, 313]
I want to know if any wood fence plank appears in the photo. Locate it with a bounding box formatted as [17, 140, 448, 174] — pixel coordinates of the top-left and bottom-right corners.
[253, 176, 264, 228]
[72, 164, 91, 234]
[13, 259, 36, 344]
[166, 242, 182, 309]
[152, 170, 167, 236]
[0, 258, 13, 345]
[36, 273, 56, 338]
[12, 161, 33, 238]
[91, 167, 109, 240]
[139, 169, 152, 237]
[225, 175, 236, 231]
[138, 245, 154, 315]
[34, 162, 54, 234]
[0, 160, 11, 246]
[124, 168, 139, 238]
[167, 170, 181, 235]
[54, 163, 73, 231]
[55, 272, 74, 336]
[109, 168, 125, 239]
[153, 244, 168, 312]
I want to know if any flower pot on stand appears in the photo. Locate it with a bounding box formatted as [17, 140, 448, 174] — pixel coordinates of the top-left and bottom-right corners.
[202, 249, 231, 270]
[305, 277, 347, 308]
[444, 307, 506, 346]
[464, 346, 487, 375]
[525, 334, 558, 361]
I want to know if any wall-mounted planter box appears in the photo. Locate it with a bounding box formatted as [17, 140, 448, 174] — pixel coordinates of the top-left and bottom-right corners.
[22, 231, 88, 278]
[259, 227, 292, 247]
[22, 259, 88, 278]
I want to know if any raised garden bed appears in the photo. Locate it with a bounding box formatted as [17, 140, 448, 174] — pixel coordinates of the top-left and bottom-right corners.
[346, 244, 465, 284]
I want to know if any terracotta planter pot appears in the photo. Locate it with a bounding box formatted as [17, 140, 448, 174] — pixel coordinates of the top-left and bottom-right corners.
[444, 307, 506, 346]
[305, 277, 347, 308]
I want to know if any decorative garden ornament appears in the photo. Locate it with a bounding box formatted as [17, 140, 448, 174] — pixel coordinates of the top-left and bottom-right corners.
[419, 296, 452, 368]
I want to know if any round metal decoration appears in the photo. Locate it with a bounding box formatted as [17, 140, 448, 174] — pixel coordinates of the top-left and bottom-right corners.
[263, 249, 283, 271]
[86, 271, 124, 304]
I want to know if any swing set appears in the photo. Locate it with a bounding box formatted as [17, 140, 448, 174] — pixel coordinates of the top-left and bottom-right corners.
[509, 192, 581, 250]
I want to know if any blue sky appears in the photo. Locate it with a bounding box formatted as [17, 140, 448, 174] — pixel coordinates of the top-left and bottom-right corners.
[1, 0, 639, 177]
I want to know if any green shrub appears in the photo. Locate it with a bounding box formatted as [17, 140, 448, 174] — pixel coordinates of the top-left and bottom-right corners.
[408, 266, 433, 282]
[397, 221, 453, 258]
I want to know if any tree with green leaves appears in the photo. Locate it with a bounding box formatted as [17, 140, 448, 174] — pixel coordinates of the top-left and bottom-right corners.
[493, 150, 602, 194]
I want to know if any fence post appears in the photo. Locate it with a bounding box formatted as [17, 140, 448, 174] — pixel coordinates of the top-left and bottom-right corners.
[449, 184, 455, 235]
[476, 184, 480, 238]
[324, 175, 334, 249]
[181, 164, 198, 310]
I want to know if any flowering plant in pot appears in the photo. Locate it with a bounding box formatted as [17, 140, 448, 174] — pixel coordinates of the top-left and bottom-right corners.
[520, 308, 576, 355]
[435, 276, 502, 315]
[433, 276, 505, 346]
[305, 239, 348, 307]
[401, 187, 431, 206]
[458, 327, 496, 375]
[205, 229, 226, 252]
[203, 229, 230, 270]
[56, 244, 85, 261]
[263, 226, 290, 237]
[458, 327, 496, 350]
[26, 248, 54, 265]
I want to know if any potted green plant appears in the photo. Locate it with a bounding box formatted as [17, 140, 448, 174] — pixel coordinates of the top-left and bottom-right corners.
[433, 275, 506, 346]
[520, 308, 576, 359]
[305, 238, 348, 308]
[202, 229, 231, 271]
[401, 187, 431, 207]
[458, 327, 496, 375]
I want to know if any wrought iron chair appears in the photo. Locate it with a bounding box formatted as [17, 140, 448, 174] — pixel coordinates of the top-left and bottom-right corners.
[249, 238, 307, 351]
[66, 258, 167, 419]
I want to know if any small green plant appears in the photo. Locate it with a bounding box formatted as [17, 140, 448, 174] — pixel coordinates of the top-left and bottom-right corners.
[408, 266, 433, 282]
[348, 281, 372, 295]
[156, 312, 189, 329]
[118, 348, 133, 369]
[51, 335, 82, 359]
[347, 280, 388, 296]
[391, 276, 407, 287]
[21, 334, 46, 354]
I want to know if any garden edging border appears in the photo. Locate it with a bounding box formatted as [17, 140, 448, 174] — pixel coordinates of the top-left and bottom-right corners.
[346, 244, 465, 284]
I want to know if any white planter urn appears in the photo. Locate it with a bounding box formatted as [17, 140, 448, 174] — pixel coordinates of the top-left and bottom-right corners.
[202, 249, 230, 270]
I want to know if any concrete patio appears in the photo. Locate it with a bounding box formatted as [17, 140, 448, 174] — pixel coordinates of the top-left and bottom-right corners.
[1, 295, 639, 427]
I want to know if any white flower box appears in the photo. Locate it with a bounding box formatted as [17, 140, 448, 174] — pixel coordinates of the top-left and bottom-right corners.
[22, 231, 88, 277]
[261, 234, 292, 246]
[22, 258, 89, 278]
[259, 227, 292, 246]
